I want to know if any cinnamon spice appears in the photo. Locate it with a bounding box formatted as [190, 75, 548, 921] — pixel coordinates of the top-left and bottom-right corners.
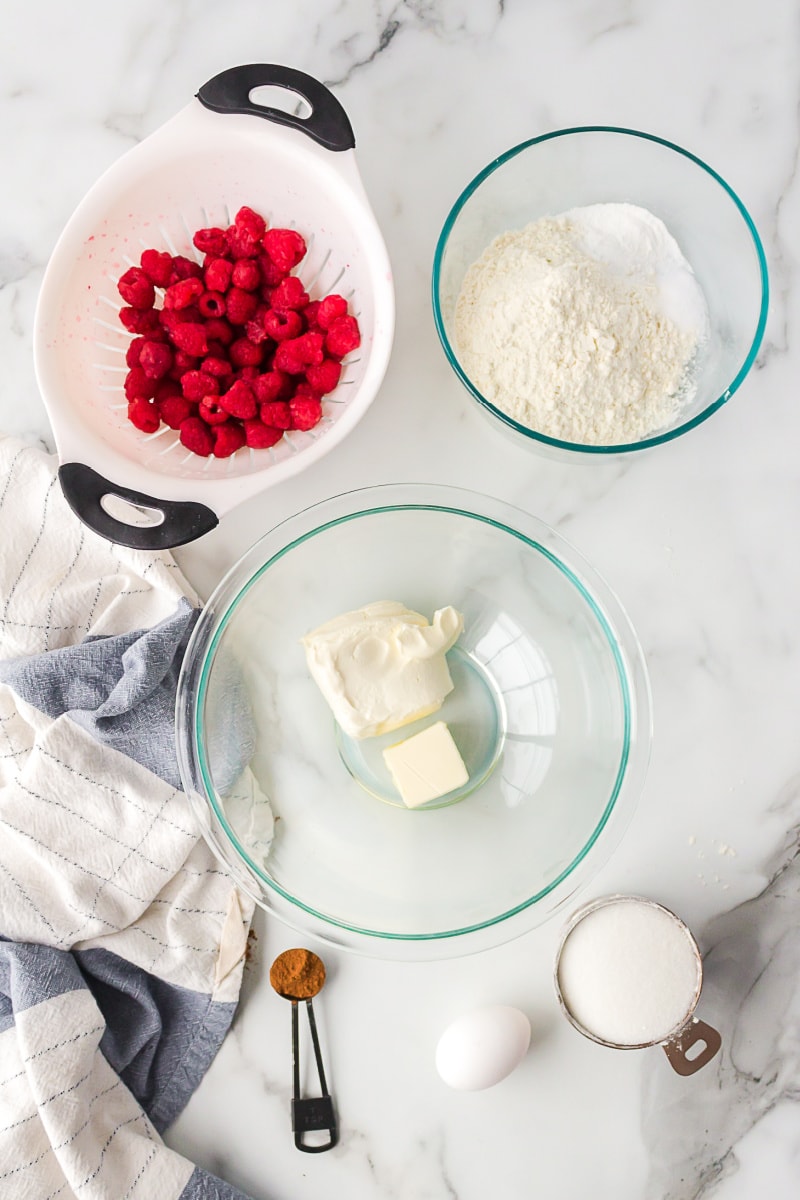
[269, 948, 326, 1000]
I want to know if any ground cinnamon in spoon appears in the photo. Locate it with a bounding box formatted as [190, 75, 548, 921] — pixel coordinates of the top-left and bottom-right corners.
[269, 949, 326, 1000]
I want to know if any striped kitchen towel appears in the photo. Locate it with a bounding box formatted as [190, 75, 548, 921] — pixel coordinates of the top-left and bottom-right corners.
[0, 436, 255, 1199]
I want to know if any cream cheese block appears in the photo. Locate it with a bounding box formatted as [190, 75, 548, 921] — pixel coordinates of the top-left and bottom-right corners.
[301, 600, 463, 739]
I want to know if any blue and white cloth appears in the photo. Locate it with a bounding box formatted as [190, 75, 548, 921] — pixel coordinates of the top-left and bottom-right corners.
[0, 437, 254, 1199]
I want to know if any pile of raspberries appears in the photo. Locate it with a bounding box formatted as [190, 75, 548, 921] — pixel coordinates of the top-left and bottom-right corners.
[116, 206, 361, 458]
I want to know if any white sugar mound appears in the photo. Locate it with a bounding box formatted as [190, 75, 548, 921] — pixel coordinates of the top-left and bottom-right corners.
[557, 899, 701, 1046]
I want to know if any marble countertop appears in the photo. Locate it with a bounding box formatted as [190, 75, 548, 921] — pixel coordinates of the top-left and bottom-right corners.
[2, 1, 798, 1197]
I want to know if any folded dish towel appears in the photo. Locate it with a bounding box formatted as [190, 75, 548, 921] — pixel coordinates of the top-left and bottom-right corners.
[0, 436, 254, 1199]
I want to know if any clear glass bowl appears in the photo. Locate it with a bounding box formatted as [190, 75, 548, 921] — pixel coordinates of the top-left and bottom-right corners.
[432, 127, 769, 456]
[176, 485, 652, 958]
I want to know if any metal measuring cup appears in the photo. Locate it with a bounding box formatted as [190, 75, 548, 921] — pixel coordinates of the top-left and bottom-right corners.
[553, 895, 721, 1075]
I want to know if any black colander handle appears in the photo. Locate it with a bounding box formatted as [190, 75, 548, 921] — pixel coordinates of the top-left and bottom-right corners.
[197, 64, 355, 153]
[58, 463, 218, 550]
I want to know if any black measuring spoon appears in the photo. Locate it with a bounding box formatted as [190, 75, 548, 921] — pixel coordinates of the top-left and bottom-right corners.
[269, 949, 338, 1153]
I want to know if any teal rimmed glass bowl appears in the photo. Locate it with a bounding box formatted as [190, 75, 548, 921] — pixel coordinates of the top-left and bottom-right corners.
[176, 485, 652, 958]
[432, 127, 769, 456]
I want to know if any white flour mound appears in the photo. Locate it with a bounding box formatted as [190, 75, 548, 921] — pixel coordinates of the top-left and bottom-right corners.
[454, 203, 708, 445]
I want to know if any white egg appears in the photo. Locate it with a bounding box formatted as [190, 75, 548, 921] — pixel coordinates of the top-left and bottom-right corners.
[435, 1005, 531, 1091]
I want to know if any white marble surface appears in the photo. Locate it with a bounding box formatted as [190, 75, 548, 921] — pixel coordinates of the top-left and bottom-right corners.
[2, 1, 798, 1197]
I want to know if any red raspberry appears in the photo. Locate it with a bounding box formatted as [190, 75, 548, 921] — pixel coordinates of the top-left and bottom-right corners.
[203, 355, 234, 379]
[259, 400, 291, 429]
[290, 391, 323, 431]
[244, 419, 284, 449]
[158, 308, 182, 333]
[164, 277, 204, 310]
[225, 287, 258, 326]
[198, 398, 230, 425]
[158, 394, 195, 429]
[325, 315, 361, 358]
[244, 308, 272, 345]
[305, 358, 342, 395]
[181, 370, 220, 402]
[254, 370, 292, 403]
[226, 227, 260, 259]
[271, 276, 309, 312]
[262, 228, 306, 273]
[234, 206, 267, 240]
[139, 340, 173, 380]
[237, 366, 260, 382]
[294, 380, 321, 400]
[128, 398, 160, 433]
[170, 349, 200, 376]
[219, 379, 256, 419]
[154, 379, 182, 403]
[180, 416, 214, 456]
[119, 307, 161, 334]
[160, 308, 202, 338]
[229, 337, 264, 368]
[169, 255, 203, 283]
[193, 227, 229, 257]
[301, 331, 325, 362]
[316, 294, 348, 331]
[213, 422, 246, 458]
[231, 258, 261, 291]
[274, 331, 324, 374]
[125, 337, 146, 368]
[169, 322, 208, 356]
[204, 257, 233, 293]
[124, 366, 157, 401]
[273, 348, 303, 374]
[198, 291, 227, 318]
[258, 255, 288, 288]
[118, 267, 155, 310]
[304, 300, 321, 328]
[139, 249, 174, 288]
[204, 317, 234, 346]
[263, 308, 303, 342]
[180, 305, 202, 325]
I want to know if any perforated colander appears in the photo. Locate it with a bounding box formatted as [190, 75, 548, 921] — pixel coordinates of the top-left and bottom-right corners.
[34, 65, 395, 548]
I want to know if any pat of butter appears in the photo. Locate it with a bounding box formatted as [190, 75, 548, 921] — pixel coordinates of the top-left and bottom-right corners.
[383, 721, 469, 809]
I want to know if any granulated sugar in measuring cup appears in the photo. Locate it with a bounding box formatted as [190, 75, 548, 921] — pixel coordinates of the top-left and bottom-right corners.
[554, 895, 721, 1074]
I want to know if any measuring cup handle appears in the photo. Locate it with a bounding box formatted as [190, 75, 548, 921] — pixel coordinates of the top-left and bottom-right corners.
[197, 64, 355, 152]
[58, 463, 218, 550]
[662, 1018, 722, 1076]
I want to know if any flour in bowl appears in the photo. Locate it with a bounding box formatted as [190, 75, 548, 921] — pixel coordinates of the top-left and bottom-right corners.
[454, 203, 708, 445]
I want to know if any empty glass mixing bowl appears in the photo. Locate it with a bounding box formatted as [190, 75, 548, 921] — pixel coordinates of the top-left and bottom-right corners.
[432, 127, 768, 456]
[175, 484, 652, 958]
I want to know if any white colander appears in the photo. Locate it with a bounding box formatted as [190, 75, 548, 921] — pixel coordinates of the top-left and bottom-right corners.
[33, 65, 395, 548]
